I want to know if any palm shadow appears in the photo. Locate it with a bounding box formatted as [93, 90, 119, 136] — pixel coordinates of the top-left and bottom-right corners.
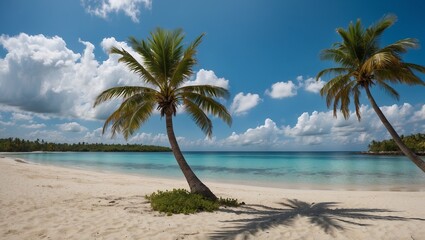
[210, 199, 425, 239]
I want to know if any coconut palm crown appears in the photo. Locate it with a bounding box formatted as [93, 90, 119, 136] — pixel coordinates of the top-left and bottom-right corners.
[94, 28, 232, 199]
[317, 14, 425, 172]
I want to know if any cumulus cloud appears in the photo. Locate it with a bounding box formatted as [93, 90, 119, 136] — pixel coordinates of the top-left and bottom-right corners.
[413, 104, 425, 121]
[230, 92, 261, 116]
[28, 129, 69, 143]
[283, 103, 420, 145]
[266, 76, 326, 99]
[265, 81, 297, 99]
[11, 113, 33, 121]
[0, 33, 140, 120]
[284, 111, 331, 137]
[224, 118, 283, 147]
[380, 103, 413, 129]
[129, 132, 169, 145]
[302, 77, 326, 93]
[184, 69, 229, 89]
[220, 103, 425, 150]
[82, 0, 152, 23]
[57, 122, 88, 132]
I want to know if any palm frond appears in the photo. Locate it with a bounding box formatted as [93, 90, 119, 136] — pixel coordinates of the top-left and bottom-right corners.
[95, 28, 232, 140]
[377, 38, 419, 55]
[102, 94, 155, 139]
[94, 86, 157, 107]
[110, 47, 159, 87]
[316, 67, 349, 80]
[352, 85, 362, 120]
[368, 14, 397, 38]
[121, 100, 155, 139]
[404, 63, 425, 74]
[376, 81, 400, 101]
[361, 52, 397, 74]
[317, 14, 425, 121]
[183, 92, 232, 126]
[178, 85, 230, 99]
[170, 33, 205, 88]
[184, 99, 213, 137]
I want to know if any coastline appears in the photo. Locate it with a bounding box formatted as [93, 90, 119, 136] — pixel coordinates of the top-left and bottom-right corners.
[1, 156, 425, 239]
[3, 152, 425, 192]
[361, 151, 425, 156]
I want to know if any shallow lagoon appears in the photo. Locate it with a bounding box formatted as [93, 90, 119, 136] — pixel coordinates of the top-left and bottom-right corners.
[7, 151, 425, 191]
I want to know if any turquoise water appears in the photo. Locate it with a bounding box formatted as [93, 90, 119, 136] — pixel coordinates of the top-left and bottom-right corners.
[6, 152, 425, 190]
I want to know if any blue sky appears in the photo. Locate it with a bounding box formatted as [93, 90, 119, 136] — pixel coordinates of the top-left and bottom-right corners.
[0, 0, 424, 151]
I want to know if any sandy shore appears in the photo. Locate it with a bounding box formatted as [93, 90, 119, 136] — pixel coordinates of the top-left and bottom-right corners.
[1, 156, 424, 240]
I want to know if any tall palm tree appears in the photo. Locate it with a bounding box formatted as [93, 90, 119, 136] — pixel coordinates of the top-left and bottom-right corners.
[94, 28, 232, 200]
[317, 15, 425, 173]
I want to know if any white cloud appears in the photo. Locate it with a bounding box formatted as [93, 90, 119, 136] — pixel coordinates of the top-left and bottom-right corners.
[303, 77, 326, 93]
[22, 123, 46, 129]
[224, 118, 283, 147]
[129, 132, 169, 145]
[82, 0, 152, 23]
[185, 69, 229, 89]
[284, 111, 332, 137]
[28, 130, 69, 143]
[0, 33, 140, 120]
[218, 103, 425, 150]
[265, 81, 297, 99]
[230, 92, 261, 116]
[57, 122, 88, 132]
[413, 104, 425, 121]
[0, 34, 232, 123]
[282, 104, 418, 145]
[266, 76, 326, 99]
[11, 113, 33, 121]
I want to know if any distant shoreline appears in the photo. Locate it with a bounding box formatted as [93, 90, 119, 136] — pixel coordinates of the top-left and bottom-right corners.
[361, 151, 425, 156]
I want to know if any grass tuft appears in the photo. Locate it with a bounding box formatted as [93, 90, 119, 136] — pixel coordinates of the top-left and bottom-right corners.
[145, 188, 242, 215]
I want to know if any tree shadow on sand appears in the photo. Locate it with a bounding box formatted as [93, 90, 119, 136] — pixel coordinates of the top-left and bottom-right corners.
[210, 199, 425, 239]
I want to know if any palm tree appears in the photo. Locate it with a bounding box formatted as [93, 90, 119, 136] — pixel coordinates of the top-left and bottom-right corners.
[94, 28, 232, 200]
[317, 15, 425, 173]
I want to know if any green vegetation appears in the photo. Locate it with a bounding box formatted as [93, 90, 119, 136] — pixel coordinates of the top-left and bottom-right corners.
[368, 133, 425, 154]
[317, 14, 425, 172]
[94, 28, 232, 200]
[0, 138, 171, 152]
[145, 189, 242, 215]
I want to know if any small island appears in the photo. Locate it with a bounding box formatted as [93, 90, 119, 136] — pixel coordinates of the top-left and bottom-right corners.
[363, 133, 425, 156]
[0, 138, 171, 152]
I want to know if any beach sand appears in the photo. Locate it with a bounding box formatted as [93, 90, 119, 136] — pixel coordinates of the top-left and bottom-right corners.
[1, 156, 424, 240]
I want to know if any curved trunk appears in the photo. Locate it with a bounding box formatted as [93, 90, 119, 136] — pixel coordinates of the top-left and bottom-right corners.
[165, 113, 217, 200]
[365, 85, 425, 173]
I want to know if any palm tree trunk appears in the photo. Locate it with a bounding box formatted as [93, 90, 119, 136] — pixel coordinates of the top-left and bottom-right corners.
[365, 85, 425, 173]
[165, 113, 218, 200]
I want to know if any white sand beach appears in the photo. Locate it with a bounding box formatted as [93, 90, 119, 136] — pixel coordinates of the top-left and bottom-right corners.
[1, 156, 424, 240]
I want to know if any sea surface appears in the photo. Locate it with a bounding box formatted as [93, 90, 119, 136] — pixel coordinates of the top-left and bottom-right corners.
[5, 151, 425, 191]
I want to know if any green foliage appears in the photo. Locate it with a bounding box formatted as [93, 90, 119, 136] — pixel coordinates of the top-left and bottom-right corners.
[0, 138, 171, 152]
[317, 14, 425, 120]
[218, 197, 242, 207]
[145, 189, 242, 215]
[368, 133, 425, 153]
[94, 28, 232, 140]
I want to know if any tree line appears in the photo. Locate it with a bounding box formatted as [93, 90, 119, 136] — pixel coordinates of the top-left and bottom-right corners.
[0, 138, 171, 152]
[368, 133, 425, 154]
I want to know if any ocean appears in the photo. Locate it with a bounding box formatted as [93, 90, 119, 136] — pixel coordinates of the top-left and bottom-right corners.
[6, 151, 425, 191]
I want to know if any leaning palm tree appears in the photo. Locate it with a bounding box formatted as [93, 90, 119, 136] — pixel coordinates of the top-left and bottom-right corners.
[94, 28, 232, 200]
[317, 15, 425, 173]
